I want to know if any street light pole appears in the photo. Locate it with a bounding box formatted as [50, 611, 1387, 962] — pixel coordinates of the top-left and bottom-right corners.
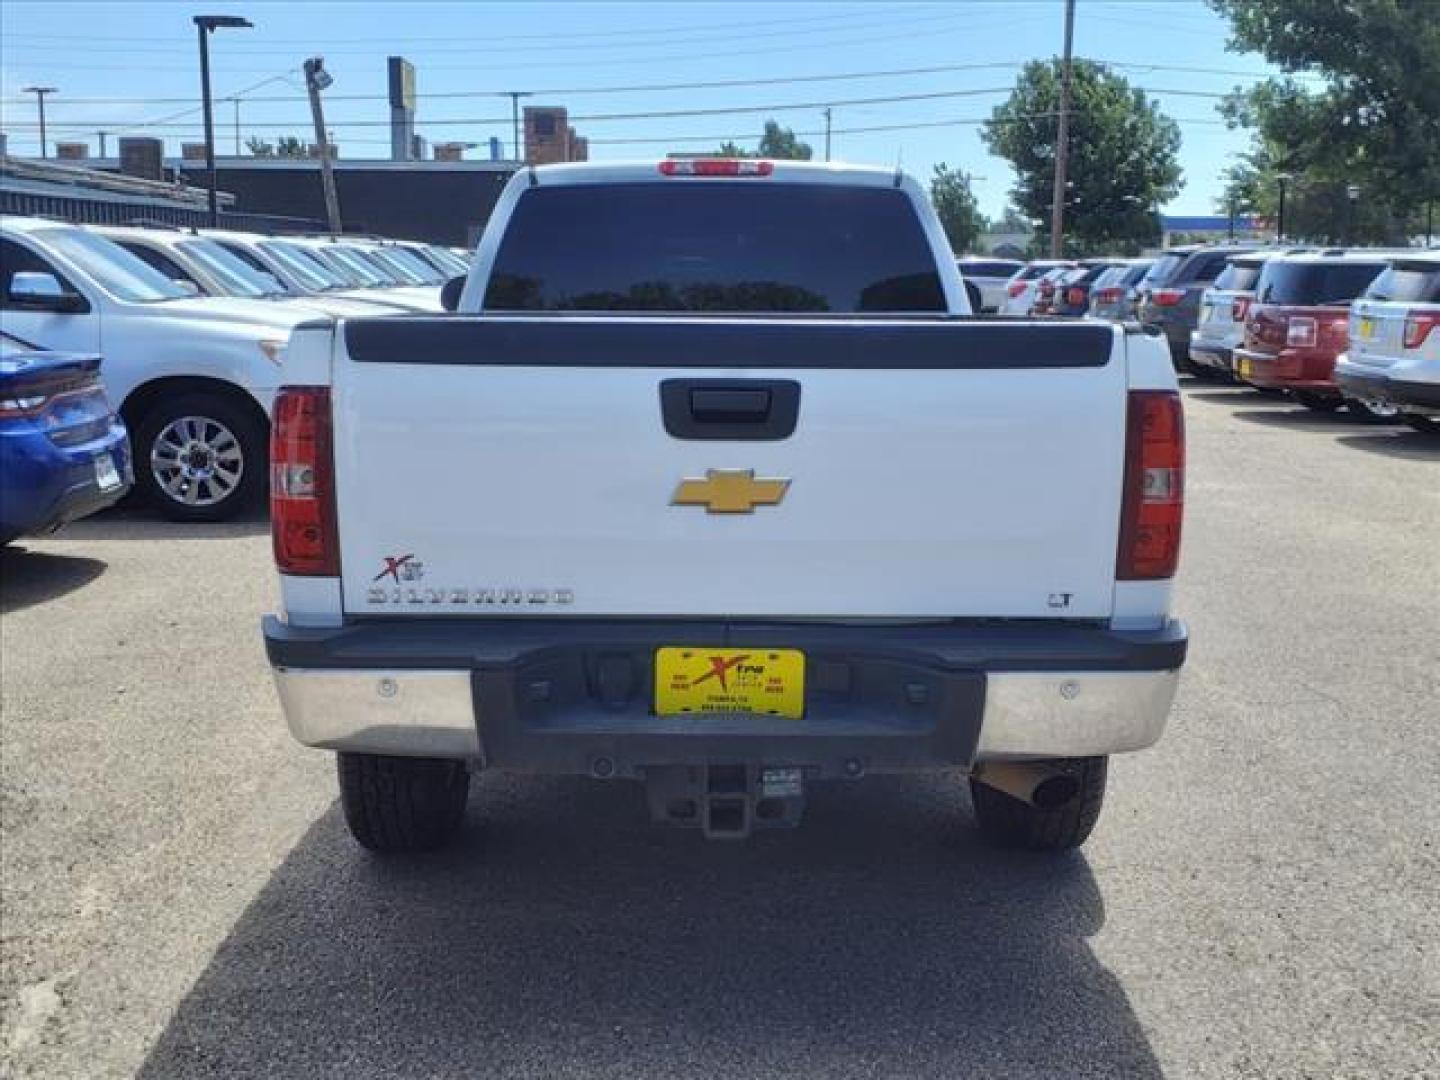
[304, 57, 343, 234]
[501, 91, 532, 163]
[193, 15, 252, 227]
[823, 107, 832, 162]
[1345, 183, 1360, 245]
[21, 87, 57, 158]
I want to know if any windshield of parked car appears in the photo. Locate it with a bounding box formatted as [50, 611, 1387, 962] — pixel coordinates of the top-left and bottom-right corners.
[176, 239, 283, 298]
[1363, 262, 1440, 303]
[33, 228, 188, 303]
[258, 241, 346, 291]
[311, 246, 388, 287]
[378, 246, 444, 284]
[333, 246, 401, 286]
[1256, 261, 1388, 306]
[484, 184, 946, 313]
[426, 245, 469, 274]
[1213, 262, 1264, 291]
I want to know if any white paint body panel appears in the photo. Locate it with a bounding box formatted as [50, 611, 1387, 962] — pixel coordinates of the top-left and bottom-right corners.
[332, 355, 1131, 618]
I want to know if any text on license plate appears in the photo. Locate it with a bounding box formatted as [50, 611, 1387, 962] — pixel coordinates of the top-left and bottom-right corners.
[655, 647, 805, 719]
[94, 453, 121, 491]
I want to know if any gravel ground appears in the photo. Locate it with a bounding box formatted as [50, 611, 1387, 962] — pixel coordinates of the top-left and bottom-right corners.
[2, 382, 1437, 1079]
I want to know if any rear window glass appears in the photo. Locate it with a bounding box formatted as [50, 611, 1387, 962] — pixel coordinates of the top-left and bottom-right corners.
[1213, 262, 1263, 291]
[1256, 261, 1388, 306]
[1143, 253, 1184, 285]
[958, 260, 1021, 277]
[484, 183, 945, 313]
[1121, 263, 1152, 285]
[1363, 263, 1440, 303]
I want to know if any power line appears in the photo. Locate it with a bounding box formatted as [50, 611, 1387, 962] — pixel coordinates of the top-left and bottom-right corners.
[0, 7, 981, 58]
[0, 62, 1031, 107]
[3, 86, 1022, 133]
[0, 58, 1304, 110]
[0, 4, 949, 48]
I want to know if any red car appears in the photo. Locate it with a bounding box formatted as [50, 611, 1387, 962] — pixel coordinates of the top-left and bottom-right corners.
[1233, 252, 1393, 417]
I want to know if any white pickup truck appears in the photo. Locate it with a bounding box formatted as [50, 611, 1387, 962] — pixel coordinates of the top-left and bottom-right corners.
[264, 160, 1188, 855]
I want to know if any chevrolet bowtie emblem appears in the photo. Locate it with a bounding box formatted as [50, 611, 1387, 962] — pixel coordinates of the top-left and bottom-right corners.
[671, 469, 791, 514]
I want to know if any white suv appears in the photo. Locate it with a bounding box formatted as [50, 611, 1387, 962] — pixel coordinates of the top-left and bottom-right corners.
[2, 216, 312, 520]
[1334, 252, 1440, 434]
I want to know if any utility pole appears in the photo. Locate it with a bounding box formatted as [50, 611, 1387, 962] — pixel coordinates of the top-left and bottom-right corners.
[1227, 196, 1236, 241]
[502, 91, 532, 163]
[22, 87, 57, 158]
[97, 131, 108, 158]
[193, 16, 251, 227]
[232, 97, 241, 155]
[823, 107, 832, 162]
[304, 57, 343, 233]
[1048, 0, 1076, 258]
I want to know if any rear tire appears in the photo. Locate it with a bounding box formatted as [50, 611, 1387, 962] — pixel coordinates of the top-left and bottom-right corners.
[133, 392, 266, 522]
[337, 753, 471, 854]
[1403, 415, 1440, 436]
[970, 756, 1107, 852]
[1294, 391, 1343, 413]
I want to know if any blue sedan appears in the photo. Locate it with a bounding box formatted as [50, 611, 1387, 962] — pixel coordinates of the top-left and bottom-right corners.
[1, 332, 133, 546]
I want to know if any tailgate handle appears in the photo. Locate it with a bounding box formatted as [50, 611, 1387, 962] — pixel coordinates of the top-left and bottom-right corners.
[660, 379, 800, 441]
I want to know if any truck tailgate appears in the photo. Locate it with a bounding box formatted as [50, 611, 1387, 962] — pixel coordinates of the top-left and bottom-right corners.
[331, 317, 1127, 619]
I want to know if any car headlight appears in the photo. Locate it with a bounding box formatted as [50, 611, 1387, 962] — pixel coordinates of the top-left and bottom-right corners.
[257, 338, 287, 364]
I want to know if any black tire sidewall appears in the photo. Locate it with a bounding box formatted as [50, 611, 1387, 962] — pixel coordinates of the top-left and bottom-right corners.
[133, 392, 266, 522]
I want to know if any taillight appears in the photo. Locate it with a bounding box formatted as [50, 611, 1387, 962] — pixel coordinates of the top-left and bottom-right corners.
[1286, 316, 1318, 348]
[1007, 281, 1027, 298]
[1067, 287, 1086, 306]
[1231, 296, 1251, 322]
[1151, 288, 1184, 307]
[1117, 391, 1184, 581]
[658, 158, 773, 177]
[271, 386, 339, 576]
[0, 368, 104, 420]
[1403, 313, 1440, 349]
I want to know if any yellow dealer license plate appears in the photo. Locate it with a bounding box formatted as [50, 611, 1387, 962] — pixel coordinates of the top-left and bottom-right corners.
[1358, 317, 1375, 339]
[655, 647, 805, 719]
[1238, 358, 1253, 379]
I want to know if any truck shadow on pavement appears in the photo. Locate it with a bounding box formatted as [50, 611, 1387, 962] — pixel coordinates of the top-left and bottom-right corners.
[0, 547, 106, 614]
[138, 774, 1161, 1079]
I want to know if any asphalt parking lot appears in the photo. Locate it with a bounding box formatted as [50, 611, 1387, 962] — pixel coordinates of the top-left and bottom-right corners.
[2, 381, 1438, 1079]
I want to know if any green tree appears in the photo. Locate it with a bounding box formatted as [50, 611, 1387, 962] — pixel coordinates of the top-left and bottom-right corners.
[1209, 0, 1440, 243]
[757, 120, 812, 161]
[714, 120, 813, 161]
[982, 60, 1182, 254]
[929, 164, 987, 253]
[245, 135, 309, 158]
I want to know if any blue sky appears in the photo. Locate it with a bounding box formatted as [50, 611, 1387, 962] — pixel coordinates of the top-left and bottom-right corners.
[0, 0, 1303, 219]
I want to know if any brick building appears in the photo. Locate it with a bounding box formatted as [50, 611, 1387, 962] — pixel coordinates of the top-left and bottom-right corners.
[523, 106, 589, 165]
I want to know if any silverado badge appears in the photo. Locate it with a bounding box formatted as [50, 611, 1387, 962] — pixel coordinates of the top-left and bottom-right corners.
[671, 469, 791, 514]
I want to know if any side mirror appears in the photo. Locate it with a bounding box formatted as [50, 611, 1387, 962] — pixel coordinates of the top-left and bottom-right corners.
[440, 275, 465, 313]
[8, 272, 88, 313]
[173, 278, 202, 296]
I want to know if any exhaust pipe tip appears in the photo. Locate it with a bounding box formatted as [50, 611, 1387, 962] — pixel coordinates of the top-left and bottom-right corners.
[973, 761, 1082, 810]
